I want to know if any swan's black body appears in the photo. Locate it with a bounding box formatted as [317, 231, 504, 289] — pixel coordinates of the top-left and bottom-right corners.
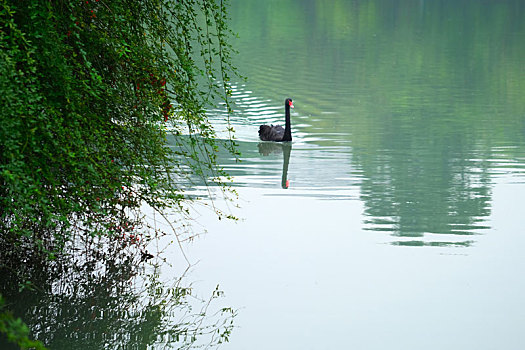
[259, 98, 293, 142]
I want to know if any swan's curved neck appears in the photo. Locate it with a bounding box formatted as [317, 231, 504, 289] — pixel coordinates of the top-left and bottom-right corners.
[282, 104, 292, 142]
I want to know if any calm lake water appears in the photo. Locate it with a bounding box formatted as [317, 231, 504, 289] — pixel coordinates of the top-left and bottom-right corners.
[2, 1, 524, 349]
[172, 0, 525, 349]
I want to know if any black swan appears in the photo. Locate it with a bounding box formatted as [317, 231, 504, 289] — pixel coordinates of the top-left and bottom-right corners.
[258, 98, 294, 142]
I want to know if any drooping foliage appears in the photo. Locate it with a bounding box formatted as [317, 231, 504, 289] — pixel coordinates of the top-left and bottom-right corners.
[0, 0, 237, 256]
[1, 1, 238, 346]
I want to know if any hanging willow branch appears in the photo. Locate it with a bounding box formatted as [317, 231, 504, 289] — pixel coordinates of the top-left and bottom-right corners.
[0, 0, 239, 257]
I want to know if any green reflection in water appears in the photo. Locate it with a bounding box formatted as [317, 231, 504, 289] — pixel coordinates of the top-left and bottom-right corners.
[0, 235, 235, 349]
[221, 0, 525, 245]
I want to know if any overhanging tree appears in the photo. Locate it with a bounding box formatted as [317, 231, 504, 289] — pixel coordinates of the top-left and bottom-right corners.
[0, 0, 237, 257]
[1, 0, 239, 347]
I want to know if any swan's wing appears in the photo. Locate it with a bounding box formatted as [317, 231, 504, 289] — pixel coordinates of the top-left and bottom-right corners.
[259, 125, 284, 141]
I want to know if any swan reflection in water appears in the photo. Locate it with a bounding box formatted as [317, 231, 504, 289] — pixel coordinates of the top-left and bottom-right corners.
[257, 142, 292, 189]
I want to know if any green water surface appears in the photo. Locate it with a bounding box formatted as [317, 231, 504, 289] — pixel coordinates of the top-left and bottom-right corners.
[186, 0, 525, 349]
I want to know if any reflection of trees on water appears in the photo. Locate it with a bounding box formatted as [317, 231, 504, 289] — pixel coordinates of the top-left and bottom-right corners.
[257, 142, 292, 189]
[0, 234, 234, 349]
[229, 0, 524, 246]
[355, 141, 492, 246]
[347, 25, 508, 244]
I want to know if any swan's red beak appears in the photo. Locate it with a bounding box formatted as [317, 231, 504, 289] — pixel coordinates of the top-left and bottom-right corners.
[289, 101, 294, 109]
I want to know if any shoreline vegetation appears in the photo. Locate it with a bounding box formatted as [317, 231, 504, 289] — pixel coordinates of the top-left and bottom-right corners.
[0, 0, 239, 348]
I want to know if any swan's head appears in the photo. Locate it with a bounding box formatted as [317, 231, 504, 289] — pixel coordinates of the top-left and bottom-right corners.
[286, 98, 294, 109]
